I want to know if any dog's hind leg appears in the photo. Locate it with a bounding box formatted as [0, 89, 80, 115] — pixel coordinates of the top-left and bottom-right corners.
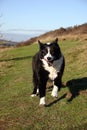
[31, 72, 39, 97]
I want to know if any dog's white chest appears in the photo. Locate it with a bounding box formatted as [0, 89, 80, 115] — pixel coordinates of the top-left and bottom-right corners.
[42, 56, 63, 80]
[48, 66, 58, 80]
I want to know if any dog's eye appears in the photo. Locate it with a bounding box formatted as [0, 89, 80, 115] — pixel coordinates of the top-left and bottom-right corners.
[41, 50, 47, 55]
[51, 52, 54, 55]
[51, 50, 55, 55]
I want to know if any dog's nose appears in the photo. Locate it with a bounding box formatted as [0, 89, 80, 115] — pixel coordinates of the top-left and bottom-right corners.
[47, 57, 52, 61]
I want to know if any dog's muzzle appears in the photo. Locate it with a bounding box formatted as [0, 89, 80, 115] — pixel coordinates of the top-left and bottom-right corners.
[44, 58, 53, 66]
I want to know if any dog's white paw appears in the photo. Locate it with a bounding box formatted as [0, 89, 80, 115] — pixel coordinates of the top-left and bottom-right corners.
[31, 94, 37, 97]
[51, 85, 58, 98]
[51, 92, 58, 98]
[39, 97, 46, 106]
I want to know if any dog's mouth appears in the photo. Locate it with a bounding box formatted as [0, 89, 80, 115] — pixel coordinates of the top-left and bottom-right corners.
[44, 58, 53, 66]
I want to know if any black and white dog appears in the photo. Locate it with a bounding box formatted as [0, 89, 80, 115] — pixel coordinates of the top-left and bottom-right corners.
[31, 38, 65, 106]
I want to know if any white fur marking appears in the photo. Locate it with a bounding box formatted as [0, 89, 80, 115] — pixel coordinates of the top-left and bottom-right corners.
[51, 85, 58, 98]
[37, 88, 39, 94]
[49, 67, 57, 80]
[31, 94, 37, 97]
[39, 97, 45, 105]
[42, 55, 63, 80]
[47, 42, 51, 45]
[44, 47, 53, 60]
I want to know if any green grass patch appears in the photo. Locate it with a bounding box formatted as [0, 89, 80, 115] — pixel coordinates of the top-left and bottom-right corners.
[0, 41, 87, 130]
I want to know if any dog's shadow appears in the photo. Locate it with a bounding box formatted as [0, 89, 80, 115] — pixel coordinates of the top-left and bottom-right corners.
[66, 77, 87, 102]
[46, 77, 87, 107]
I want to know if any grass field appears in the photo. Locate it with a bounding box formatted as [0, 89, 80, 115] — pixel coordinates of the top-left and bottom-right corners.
[0, 40, 87, 130]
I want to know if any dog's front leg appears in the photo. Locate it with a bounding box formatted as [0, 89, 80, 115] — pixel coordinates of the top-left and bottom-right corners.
[51, 81, 58, 98]
[51, 76, 62, 98]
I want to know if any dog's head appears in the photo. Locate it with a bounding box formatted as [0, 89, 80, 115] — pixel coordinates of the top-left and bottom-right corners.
[38, 38, 61, 65]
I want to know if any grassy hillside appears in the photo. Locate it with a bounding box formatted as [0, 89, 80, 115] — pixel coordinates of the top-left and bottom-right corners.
[0, 40, 87, 130]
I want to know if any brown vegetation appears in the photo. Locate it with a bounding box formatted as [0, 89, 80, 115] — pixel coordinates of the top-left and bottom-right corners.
[17, 23, 87, 46]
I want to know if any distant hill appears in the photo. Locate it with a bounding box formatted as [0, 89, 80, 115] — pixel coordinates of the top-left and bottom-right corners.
[0, 39, 18, 47]
[17, 23, 87, 46]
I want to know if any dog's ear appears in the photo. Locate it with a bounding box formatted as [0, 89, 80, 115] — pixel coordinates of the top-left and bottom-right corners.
[55, 38, 58, 43]
[54, 38, 58, 44]
[38, 40, 44, 50]
[53, 38, 58, 46]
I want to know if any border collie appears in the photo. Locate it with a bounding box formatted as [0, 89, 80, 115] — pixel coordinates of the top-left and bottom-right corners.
[31, 38, 65, 106]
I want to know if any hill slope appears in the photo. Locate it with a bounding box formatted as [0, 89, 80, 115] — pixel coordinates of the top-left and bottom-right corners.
[18, 23, 87, 46]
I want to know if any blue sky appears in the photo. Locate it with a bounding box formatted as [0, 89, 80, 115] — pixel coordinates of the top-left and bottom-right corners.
[0, 0, 87, 36]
